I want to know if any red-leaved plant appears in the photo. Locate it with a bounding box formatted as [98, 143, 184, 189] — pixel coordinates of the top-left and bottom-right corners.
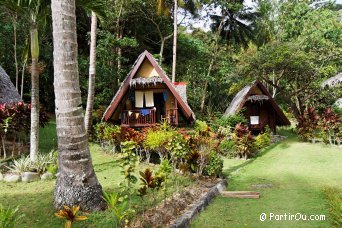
[320, 107, 341, 145]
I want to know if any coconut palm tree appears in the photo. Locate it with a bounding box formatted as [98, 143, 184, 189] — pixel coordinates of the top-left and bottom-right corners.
[78, 0, 105, 134]
[199, 0, 257, 112]
[51, 0, 105, 211]
[156, 0, 200, 82]
[84, 11, 97, 134]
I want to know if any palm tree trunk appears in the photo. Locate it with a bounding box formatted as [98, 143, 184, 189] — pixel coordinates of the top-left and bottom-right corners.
[84, 11, 97, 134]
[30, 26, 39, 162]
[171, 0, 178, 83]
[51, 0, 104, 211]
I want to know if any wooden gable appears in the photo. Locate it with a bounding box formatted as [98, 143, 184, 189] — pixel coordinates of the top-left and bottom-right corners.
[102, 50, 195, 122]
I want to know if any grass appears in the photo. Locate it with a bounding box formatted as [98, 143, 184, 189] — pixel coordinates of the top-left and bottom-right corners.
[193, 133, 342, 227]
[0, 123, 193, 227]
[39, 121, 57, 154]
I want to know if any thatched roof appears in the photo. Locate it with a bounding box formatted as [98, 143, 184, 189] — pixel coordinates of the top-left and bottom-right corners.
[224, 85, 251, 116]
[321, 73, 342, 88]
[102, 50, 195, 122]
[224, 80, 290, 126]
[0, 65, 22, 104]
[130, 76, 164, 87]
[174, 82, 188, 104]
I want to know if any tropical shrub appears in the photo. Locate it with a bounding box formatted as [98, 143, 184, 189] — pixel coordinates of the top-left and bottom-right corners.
[119, 141, 138, 203]
[218, 139, 236, 157]
[186, 150, 201, 174]
[213, 113, 247, 131]
[54, 205, 87, 228]
[0, 102, 47, 159]
[0, 204, 23, 228]
[8, 152, 57, 174]
[8, 156, 31, 174]
[0, 102, 48, 136]
[231, 123, 256, 159]
[320, 107, 341, 145]
[166, 132, 190, 169]
[297, 107, 320, 141]
[120, 127, 145, 146]
[254, 131, 271, 150]
[46, 164, 58, 175]
[103, 191, 134, 228]
[144, 128, 174, 161]
[204, 151, 223, 177]
[194, 120, 209, 134]
[95, 123, 121, 153]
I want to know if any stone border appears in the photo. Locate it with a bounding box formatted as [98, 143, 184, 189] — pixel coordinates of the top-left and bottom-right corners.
[169, 179, 227, 228]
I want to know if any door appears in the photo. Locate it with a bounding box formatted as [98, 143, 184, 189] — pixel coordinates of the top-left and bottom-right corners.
[153, 92, 166, 123]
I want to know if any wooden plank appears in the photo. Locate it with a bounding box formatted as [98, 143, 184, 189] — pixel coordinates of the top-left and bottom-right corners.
[221, 191, 260, 199]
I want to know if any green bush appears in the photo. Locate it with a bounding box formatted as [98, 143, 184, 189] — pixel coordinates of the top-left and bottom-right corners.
[9, 152, 57, 174]
[166, 133, 190, 167]
[0, 204, 23, 228]
[144, 129, 174, 161]
[254, 131, 271, 150]
[213, 113, 247, 131]
[194, 120, 210, 135]
[95, 123, 121, 144]
[218, 139, 236, 157]
[144, 129, 173, 151]
[231, 123, 256, 159]
[46, 164, 58, 175]
[204, 151, 223, 177]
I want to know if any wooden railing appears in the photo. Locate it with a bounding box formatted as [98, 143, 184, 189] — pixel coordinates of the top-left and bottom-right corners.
[121, 109, 156, 127]
[166, 108, 178, 126]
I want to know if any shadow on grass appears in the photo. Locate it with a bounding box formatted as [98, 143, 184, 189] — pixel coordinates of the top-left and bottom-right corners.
[93, 160, 121, 172]
[223, 133, 297, 177]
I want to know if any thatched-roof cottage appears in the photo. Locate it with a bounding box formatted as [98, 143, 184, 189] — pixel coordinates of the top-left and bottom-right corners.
[321, 72, 342, 88]
[224, 80, 290, 133]
[102, 50, 195, 127]
[0, 65, 22, 104]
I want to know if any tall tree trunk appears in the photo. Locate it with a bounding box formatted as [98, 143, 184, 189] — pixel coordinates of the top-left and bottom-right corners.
[117, 29, 122, 73]
[200, 15, 224, 113]
[51, 0, 105, 211]
[21, 62, 26, 99]
[116, 0, 123, 74]
[84, 12, 97, 134]
[13, 14, 19, 91]
[171, 0, 178, 83]
[159, 34, 173, 65]
[30, 26, 39, 162]
[160, 38, 165, 65]
[21, 39, 29, 99]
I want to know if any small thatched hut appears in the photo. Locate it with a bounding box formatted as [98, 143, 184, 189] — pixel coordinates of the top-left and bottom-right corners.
[322, 72, 342, 108]
[224, 80, 290, 133]
[0, 65, 22, 104]
[102, 50, 195, 127]
[321, 72, 342, 88]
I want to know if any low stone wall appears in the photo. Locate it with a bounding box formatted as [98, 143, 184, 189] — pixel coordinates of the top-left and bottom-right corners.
[271, 135, 287, 144]
[169, 179, 227, 228]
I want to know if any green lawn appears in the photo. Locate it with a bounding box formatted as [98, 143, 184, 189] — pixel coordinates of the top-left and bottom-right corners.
[39, 121, 58, 154]
[193, 134, 342, 227]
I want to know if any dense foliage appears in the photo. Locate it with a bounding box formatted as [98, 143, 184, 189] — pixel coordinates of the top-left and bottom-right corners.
[0, 1, 340, 124]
